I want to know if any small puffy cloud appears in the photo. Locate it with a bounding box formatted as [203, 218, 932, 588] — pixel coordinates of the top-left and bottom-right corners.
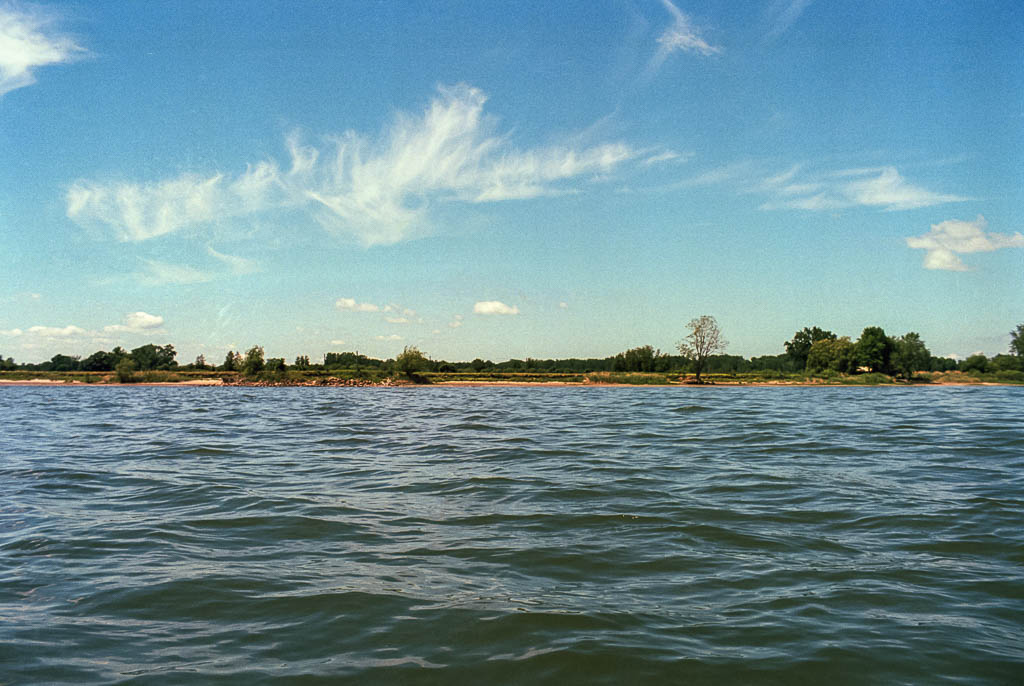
[376, 334, 402, 342]
[759, 166, 965, 211]
[103, 311, 164, 334]
[27, 324, 87, 338]
[0, 327, 23, 337]
[385, 317, 409, 324]
[67, 85, 637, 247]
[336, 297, 380, 312]
[449, 314, 464, 329]
[474, 300, 519, 316]
[124, 311, 163, 329]
[559, 301, 569, 309]
[383, 304, 416, 317]
[330, 339, 346, 346]
[0, 4, 84, 97]
[906, 215, 1024, 271]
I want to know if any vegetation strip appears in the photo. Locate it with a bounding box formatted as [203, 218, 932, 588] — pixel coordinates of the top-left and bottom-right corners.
[3, 321, 1023, 386]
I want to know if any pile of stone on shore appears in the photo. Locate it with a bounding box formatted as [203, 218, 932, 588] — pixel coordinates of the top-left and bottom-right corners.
[222, 376, 401, 388]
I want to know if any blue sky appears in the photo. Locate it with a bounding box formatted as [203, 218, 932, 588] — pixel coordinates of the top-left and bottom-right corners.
[1, 0, 1022, 364]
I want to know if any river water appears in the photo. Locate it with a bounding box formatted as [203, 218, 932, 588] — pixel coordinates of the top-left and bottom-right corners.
[1, 385, 1021, 684]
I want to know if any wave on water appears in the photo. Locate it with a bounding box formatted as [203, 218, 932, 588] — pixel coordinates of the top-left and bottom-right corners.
[1, 385, 1022, 684]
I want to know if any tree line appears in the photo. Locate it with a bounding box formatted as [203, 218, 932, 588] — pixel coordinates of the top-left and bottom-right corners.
[3, 323, 1023, 378]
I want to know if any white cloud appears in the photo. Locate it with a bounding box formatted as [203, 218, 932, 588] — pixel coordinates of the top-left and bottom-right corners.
[474, 300, 520, 316]
[385, 317, 409, 324]
[135, 259, 214, 285]
[678, 160, 756, 188]
[66, 164, 290, 242]
[27, 324, 87, 338]
[642, 150, 688, 166]
[449, 314, 464, 329]
[559, 301, 569, 309]
[103, 311, 164, 334]
[336, 297, 380, 312]
[759, 166, 965, 211]
[376, 334, 402, 342]
[648, 0, 722, 75]
[0, 4, 83, 97]
[383, 304, 416, 317]
[67, 85, 637, 247]
[906, 215, 1024, 271]
[2, 313, 170, 354]
[330, 339, 346, 346]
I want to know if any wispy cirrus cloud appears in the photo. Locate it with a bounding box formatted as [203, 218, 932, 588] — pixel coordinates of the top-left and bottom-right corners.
[906, 215, 1024, 271]
[67, 85, 637, 247]
[764, 0, 815, 42]
[0, 3, 84, 97]
[207, 246, 258, 275]
[135, 259, 214, 286]
[758, 165, 966, 211]
[646, 0, 721, 76]
[642, 150, 691, 166]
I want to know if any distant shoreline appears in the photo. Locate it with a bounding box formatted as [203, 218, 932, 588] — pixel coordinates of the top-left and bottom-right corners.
[0, 378, 1014, 388]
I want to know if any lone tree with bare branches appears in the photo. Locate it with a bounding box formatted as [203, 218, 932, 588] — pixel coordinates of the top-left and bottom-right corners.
[677, 315, 727, 383]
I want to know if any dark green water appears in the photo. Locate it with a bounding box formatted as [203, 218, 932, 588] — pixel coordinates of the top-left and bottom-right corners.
[1, 386, 1022, 684]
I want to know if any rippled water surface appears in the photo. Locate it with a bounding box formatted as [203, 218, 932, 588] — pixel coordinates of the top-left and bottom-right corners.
[2, 385, 1022, 684]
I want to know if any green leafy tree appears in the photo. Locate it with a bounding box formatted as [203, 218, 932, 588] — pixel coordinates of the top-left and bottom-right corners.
[960, 354, 988, 374]
[242, 346, 265, 377]
[395, 346, 428, 376]
[989, 354, 1023, 372]
[806, 336, 857, 374]
[82, 350, 117, 371]
[130, 343, 177, 370]
[193, 354, 208, 370]
[115, 357, 137, 383]
[856, 326, 893, 374]
[47, 354, 80, 372]
[294, 355, 310, 369]
[1011, 323, 1024, 356]
[613, 345, 661, 372]
[891, 332, 931, 379]
[785, 327, 837, 370]
[677, 315, 728, 383]
[221, 350, 240, 372]
[265, 358, 286, 373]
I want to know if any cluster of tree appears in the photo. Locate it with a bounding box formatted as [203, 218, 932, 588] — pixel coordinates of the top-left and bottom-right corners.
[3, 323, 1022, 379]
[781, 325, 1024, 378]
[6, 344, 178, 373]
